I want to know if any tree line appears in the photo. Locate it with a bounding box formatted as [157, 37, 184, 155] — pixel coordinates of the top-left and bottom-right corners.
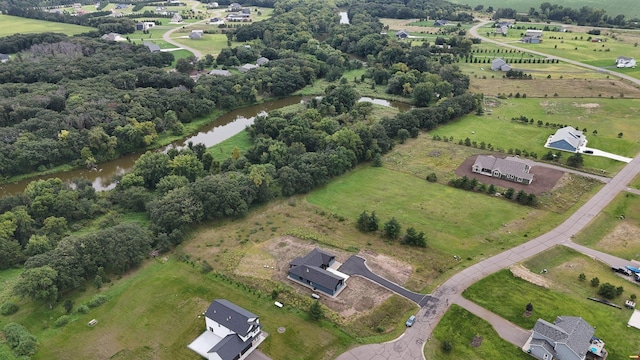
[494, 3, 638, 28]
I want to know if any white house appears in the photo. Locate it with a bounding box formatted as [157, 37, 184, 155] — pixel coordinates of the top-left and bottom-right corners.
[616, 56, 636, 68]
[188, 299, 265, 360]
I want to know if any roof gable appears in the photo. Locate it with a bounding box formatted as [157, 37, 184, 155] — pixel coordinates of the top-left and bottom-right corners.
[289, 264, 343, 289]
[533, 316, 594, 359]
[205, 299, 259, 337]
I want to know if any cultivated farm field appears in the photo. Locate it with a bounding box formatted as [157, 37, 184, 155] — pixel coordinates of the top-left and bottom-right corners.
[0, 14, 93, 37]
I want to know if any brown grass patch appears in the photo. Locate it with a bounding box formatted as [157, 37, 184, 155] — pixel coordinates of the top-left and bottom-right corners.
[468, 78, 640, 98]
[359, 249, 412, 285]
[323, 276, 393, 318]
[596, 222, 640, 254]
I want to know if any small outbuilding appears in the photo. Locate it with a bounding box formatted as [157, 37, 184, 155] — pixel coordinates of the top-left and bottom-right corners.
[256, 57, 269, 66]
[395, 30, 409, 39]
[208, 69, 232, 76]
[433, 19, 448, 26]
[0, 54, 9, 63]
[143, 41, 161, 53]
[491, 58, 511, 71]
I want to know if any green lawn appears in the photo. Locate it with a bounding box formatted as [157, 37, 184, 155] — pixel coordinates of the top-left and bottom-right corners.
[426, 305, 530, 360]
[0, 259, 353, 360]
[573, 192, 640, 261]
[172, 33, 238, 56]
[463, 247, 640, 359]
[448, 0, 640, 20]
[0, 15, 93, 37]
[430, 97, 640, 174]
[307, 166, 535, 259]
[206, 130, 252, 161]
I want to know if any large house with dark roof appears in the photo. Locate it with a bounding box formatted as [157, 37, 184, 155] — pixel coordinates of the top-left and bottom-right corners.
[472, 155, 534, 185]
[188, 299, 264, 360]
[288, 248, 346, 296]
[545, 126, 586, 153]
[523, 316, 606, 360]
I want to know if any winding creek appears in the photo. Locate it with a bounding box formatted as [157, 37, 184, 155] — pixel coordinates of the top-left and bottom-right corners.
[0, 96, 410, 196]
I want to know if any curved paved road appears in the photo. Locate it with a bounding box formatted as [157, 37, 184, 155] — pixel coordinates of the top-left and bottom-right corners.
[338, 256, 432, 306]
[336, 23, 640, 359]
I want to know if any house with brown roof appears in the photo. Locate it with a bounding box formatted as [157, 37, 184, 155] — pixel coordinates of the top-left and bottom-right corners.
[471, 155, 533, 185]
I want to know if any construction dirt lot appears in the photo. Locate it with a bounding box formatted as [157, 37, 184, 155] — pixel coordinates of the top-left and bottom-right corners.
[455, 154, 564, 195]
[252, 236, 415, 318]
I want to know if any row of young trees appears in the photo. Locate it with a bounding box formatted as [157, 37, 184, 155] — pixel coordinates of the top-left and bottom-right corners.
[448, 175, 538, 207]
[356, 211, 426, 247]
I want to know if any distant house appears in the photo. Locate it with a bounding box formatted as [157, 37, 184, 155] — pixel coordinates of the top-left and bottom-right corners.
[545, 126, 586, 153]
[0, 54, 10, 63]
[73, 3, 81, 8]
[209, 69, 232, 76]
[523, 316, 606, 360]
[495, 21, 512, 28]
[471, 155, 533, 185]
[241, 8, 250, 14]
[521, 29, 543, 43]
[238, 63, 258, 73]
[207, 2, 219, 8]
[143, 41, 161, 52]
[229, 2, 242, 11]
[188, 299, 264, 360]
[210, 17, 223, 24]
[433, 19, 448, 26]
[170, 13, 183, 23]
[395, 30, 409, 39]
[101, 32, 121, 41]
[190, 30, 204, 39]
[288, 248, 347, 296]
[491, 58, 511, 71]
[495, 25, 509, 36]
[114, 3, 128, 9]
[226, 13, 250, 21]
[616, 56, 636, 68]
[256, 57, 269, 66]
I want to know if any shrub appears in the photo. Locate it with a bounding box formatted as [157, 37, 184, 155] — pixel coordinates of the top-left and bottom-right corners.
[76, 304, 90, 314]
[0, 302, 19, 316]
[88, 294, 108, 308]
[578, 273, 586, 281]
[54, 315, 71, 328]
[426, 173, 438, 183]
[590, 277, 600, 287]
[4, 323, 38, 356]
[442, 340, 453, 352]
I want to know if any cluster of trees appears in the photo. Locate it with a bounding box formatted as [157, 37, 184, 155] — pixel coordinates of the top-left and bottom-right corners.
[4, 323, 38, 358]
[496, 3, 636, 28]
[448, 176, 538, 207]
[356, 211, 425, 247]
[345, 0, 471, 21]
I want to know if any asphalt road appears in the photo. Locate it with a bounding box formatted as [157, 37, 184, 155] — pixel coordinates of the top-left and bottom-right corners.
[338, 256, 432, 306]
[336, 21, 640, 359]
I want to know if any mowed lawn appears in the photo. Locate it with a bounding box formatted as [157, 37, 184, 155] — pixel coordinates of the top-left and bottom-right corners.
[463, 247, 640, 359]
[307, 166, 533, 258]
[1, 259, 352, 360]
[0, 15, 93, 36]
[426, 305, 530, 360]
[573, 192, 640, 260]
[430, 97, 640, 174]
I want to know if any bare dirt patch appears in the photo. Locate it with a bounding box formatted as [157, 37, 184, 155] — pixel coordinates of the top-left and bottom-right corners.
[261, 236, 395, 317]
[510, 264, 551, 288]
[455, 154, 564, 195]
[359, 249, 412, 285]
[597, 222, 640, 252]
[471, 335, 483, 348]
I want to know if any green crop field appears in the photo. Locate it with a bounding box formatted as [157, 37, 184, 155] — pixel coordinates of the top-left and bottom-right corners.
[573, 192, 640, 260]
[426, 305, 530, 359]
[447, 0, 640, 20]
[464, 247, 640, 358]
[430, 97, 640, 174]
[0, 15, 93, 37]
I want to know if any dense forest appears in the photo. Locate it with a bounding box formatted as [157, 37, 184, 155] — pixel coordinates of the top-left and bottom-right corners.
[0, 0, 480, 341]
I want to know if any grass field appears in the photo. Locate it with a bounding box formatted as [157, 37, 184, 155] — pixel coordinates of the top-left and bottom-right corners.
[430, 97, 640, 174]
[205, 130, 252, 161]
[0, 258, 355, 360]
[426, 305, 530, 360]
[463, 246, 640, 358]
[0, 14, 93, 37]
[447, 0, 640, 20]
[573, 192, 640, 261]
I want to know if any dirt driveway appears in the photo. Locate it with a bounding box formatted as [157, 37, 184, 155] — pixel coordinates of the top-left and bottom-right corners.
[455, 154, 564, 194]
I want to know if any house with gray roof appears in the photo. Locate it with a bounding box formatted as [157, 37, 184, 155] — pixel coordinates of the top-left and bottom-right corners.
[238, 63, 258, 73]
[491, 58, 511, 71]
[395, 30, 409, 39]
[256, 57, 269, 66]
[523, 316, 606, 360]
[209, 69, 232, 76]
[472, 155, 534, 185]
[143, 41, 161, 53]
[0, 54, 10, 63]
[189, 30, 204, 39]
[288, 248, 346, 296]
[545, 126, 586, 153]
[188, 299, 264, 360]
[433, 19, 448, 26]
[101, 32, 121, 41]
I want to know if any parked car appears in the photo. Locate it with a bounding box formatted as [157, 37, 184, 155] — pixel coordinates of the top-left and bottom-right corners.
[612, 267, 632, 276]
[405, 315, 416, 327]
[583, 150, 594, 154]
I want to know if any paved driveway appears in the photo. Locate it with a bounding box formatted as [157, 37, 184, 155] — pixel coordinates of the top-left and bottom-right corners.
[338, 256, 432, 306]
